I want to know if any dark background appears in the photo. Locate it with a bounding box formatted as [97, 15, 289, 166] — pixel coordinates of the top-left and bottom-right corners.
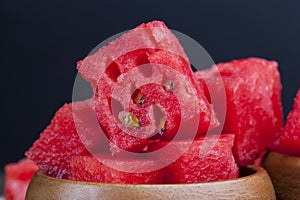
[1, 0, 300, 172]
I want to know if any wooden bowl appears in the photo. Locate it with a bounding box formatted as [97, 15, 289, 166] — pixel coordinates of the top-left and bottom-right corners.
[25, 165, 275, 200]
[263, 151, 300, 200]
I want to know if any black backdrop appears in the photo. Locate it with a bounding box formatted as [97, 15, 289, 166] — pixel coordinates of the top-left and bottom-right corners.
[1, 0, 300, 169]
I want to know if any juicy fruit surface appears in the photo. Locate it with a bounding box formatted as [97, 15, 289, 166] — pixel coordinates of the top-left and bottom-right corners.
[70, 155, 164, 184]
[78, 21, 217, 153]
[5, 158, 38, 200]
[25, 100, 105, 178]
[149, 134, 238, 183]
[194, 58, 283, 166]
[274, 89, 300, 156]
[148, 51, 219, 136]
[77, 21, 188, 89]
[23, 20, 291, 186]
[94, 75, 151, 153]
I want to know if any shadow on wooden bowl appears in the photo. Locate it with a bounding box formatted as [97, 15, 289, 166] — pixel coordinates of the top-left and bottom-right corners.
[263, 151, 300, 200]
[26, 165, 275, 200]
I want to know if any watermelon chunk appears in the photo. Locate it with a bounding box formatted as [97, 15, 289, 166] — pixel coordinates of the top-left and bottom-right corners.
[78, 20, 217, 153]
[4, 158, 38, 200]
[25, 100, 106, 178]
[274, 89, 300, 156]
[77, 21, 188, 90]
[148, 51, 219, 137]
[70, 154, 164, 184]
[194, 58, 283, 166]
[94, 75, 151, 153]
[148, 134, 238, 183]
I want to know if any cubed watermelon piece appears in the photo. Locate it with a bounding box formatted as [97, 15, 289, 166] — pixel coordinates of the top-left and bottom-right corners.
[193, 70, 211, 102]
[194, 58, 283, 166]
[25, 100, 106, 178]
[94, 75, 151, 153]
[148, 51, 219, 137]
[127, 83, 182, 141]
[274, 89, 300, 156]
[4, 158, 38, 200]
[80, 21, 217, 153]
[69, 154, 164, 184]
[77, 20, 188, 90]
[148, 134, 238, 183]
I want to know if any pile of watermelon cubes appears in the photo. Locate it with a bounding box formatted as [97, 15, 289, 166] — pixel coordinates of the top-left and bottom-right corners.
[5, 20, 300, 200]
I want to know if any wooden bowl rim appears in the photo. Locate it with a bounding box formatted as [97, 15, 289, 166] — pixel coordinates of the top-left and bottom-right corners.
[34, 165, 265, 187]
[267, 151, 300, 163]
[263, 151, 300, 200]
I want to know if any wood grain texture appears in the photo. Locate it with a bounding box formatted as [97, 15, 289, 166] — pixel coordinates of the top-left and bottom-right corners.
[263, 151, 300, 200]
[26, 166, 275, 200]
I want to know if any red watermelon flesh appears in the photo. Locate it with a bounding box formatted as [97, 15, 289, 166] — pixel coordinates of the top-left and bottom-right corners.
[25, 100, 106, 178]
[77, 20, 188, 90]
[4, 158, 38, 200]
[193, 70, 211, 102]
[148, 134, 238, 183]
[87, 21, 217, 153]
[128, 83, 182, 141]
[274, 89, 300, 157]
[148, 51, 219, 136]
[70, 154, 164, 184]
[95, 59, 216, 152]
[98, 56, 215, 146]
[194, 58, 283, 166]
[94, 75, 151, 153]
